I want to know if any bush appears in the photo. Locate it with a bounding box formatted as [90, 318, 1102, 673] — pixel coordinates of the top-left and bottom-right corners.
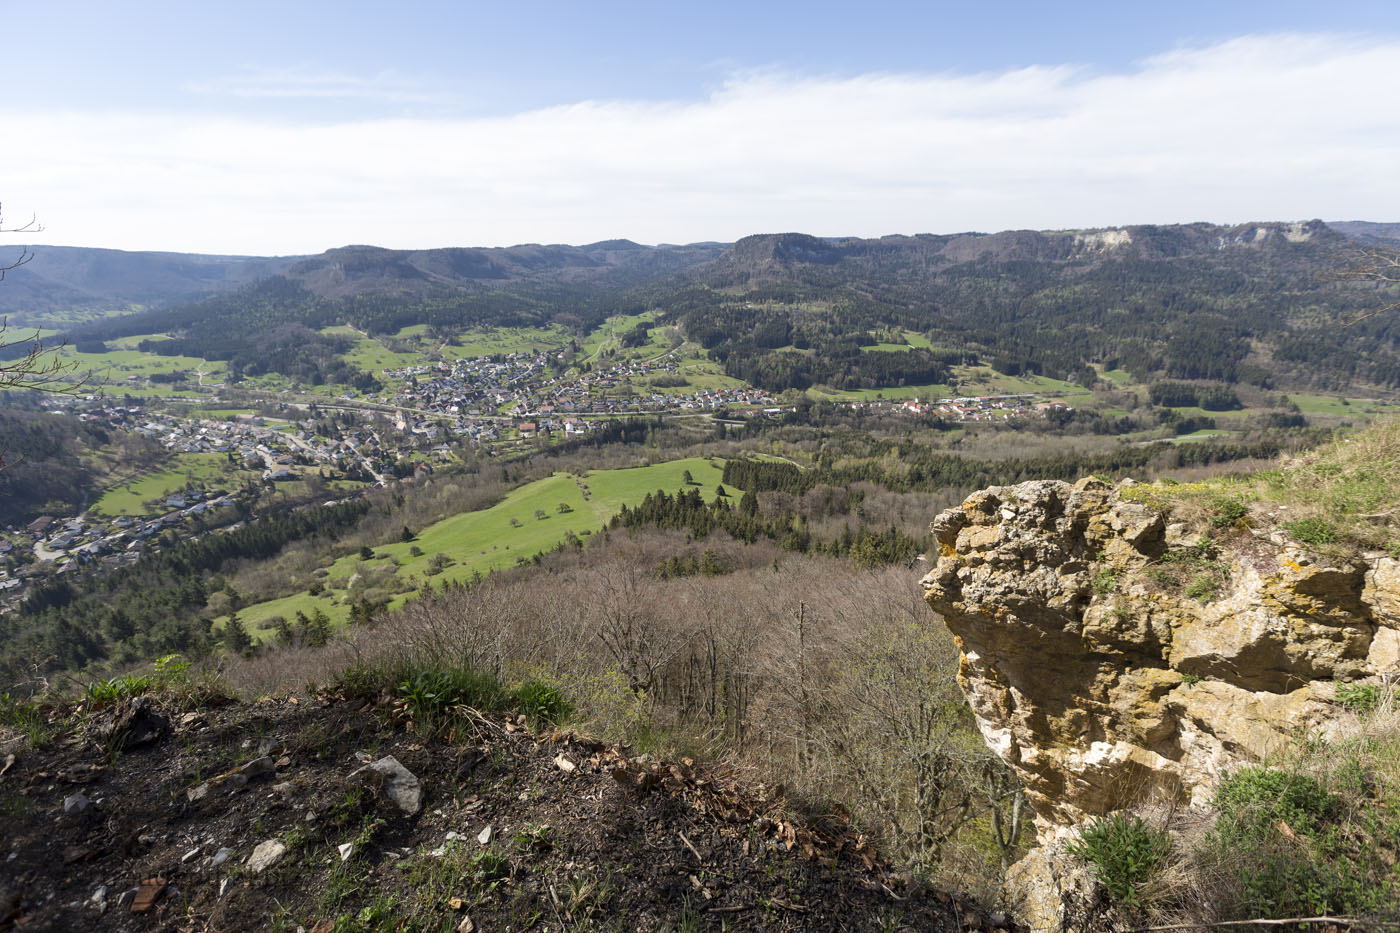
[1199, 766, 1397, 920]
[1066, 812, 1171, 908]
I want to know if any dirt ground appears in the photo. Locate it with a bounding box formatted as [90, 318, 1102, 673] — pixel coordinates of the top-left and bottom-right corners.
[0, 692, 1015, 932]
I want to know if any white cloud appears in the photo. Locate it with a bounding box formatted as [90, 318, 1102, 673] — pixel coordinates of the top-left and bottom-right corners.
[4, 32, 1399, 254]
[185, 67, 435, 103]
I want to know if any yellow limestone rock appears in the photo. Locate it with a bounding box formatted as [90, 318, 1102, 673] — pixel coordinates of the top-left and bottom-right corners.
[922, 479, 1385, 839]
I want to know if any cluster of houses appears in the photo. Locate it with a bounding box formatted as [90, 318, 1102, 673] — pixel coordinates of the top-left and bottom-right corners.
[385, 351, 776, 423]
[0, 491, 240, 602]
[893, 395, 1072, 421]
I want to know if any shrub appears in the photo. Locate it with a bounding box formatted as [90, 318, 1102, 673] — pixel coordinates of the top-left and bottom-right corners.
[1066, 812, 1172, 908]
[1196, 766, 1398, 920]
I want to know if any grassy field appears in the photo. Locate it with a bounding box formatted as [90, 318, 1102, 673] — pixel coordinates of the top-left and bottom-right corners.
[580, 312, 658, 362]
[227, 457, 727, 639]
[1289, 394, 1400, 417]
[54, 340, 227, 397]
[860, 331, 935, 353]
[443, 325, 571, 358]
[90, 453, 250, 516]
[952, 366, 1090, 400]
[188, 407, 257, 419]
[809, 382, 954, 402]
[1099, 368, 1135, 385]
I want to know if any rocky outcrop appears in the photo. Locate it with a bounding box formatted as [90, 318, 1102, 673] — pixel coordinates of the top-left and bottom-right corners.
[920, 478, 1399, 837]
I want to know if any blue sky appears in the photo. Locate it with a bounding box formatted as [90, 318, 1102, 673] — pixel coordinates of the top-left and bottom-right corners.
[5, 1, 1400, 253]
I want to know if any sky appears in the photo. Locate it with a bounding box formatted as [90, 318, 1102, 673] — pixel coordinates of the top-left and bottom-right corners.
[4, 0, 1400, 255]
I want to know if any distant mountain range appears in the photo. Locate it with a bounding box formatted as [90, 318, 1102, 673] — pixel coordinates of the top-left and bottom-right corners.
[6, 220, 1399, 395]
[4, 220, 1389, 319]
[0, 240, 727, 323]
[0, 246, 301, 322]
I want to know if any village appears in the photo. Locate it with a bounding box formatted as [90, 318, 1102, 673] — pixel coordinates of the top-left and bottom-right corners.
[383, 348, 777, 423]
[0, 342, 1073, 605]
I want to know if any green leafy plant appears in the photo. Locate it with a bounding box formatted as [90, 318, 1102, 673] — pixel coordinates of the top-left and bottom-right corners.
[1092, 570, 1119, 596]
[1336, 681, 1381, 714]
[1284, 517, 1337, 548]
[1208, 496, 1249, 529]
[394, 665, 508, 734]
[84, 672, 154, 707]
[1066, 812, 1171, 908]
[513, 680, 572, 726]
[1199, 766, 1397, 920]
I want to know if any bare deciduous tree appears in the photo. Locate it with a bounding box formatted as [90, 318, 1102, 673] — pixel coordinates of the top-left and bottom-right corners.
[1, 202, 89, 394]
[1, 203, 97, 472]
[1335, 244, 1400, 326]
[0, 201, 40, 281]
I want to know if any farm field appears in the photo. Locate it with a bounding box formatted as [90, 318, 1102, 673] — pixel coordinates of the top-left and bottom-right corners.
[50, 337, 227, 398]
[579, 311, 659, 361]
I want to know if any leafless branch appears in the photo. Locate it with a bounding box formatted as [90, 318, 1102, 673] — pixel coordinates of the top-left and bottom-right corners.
[0, 318, 94, 395]
[0, 202, 42, 281]
[1333, 245, 1400, 326]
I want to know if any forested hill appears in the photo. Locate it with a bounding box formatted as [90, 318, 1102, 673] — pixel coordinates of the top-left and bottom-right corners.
[281, 240, 728, 298]
[668, 220, 1400, 393]
[0, 246, 302, 322]
[28, 219, 1400, 394]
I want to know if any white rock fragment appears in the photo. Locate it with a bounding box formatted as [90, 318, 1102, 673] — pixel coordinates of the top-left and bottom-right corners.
[349, 755, 423, 815]
[244, 839, 287, 873]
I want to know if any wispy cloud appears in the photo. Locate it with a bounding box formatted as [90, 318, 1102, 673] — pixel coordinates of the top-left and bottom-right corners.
[185, 66, 435, 103]
[5, 33, 1399, 254]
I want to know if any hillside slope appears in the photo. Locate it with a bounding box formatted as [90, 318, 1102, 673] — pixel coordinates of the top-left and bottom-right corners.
[0, 247, 302, 323]
[0, 691, 1011, 932]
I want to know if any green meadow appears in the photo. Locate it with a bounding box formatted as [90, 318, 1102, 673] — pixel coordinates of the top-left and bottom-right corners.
[90, 453, 249, 517]
[227, 456, 727, 639]
[860, 331, 935, 352]
[1288, 394, 1400, 417]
